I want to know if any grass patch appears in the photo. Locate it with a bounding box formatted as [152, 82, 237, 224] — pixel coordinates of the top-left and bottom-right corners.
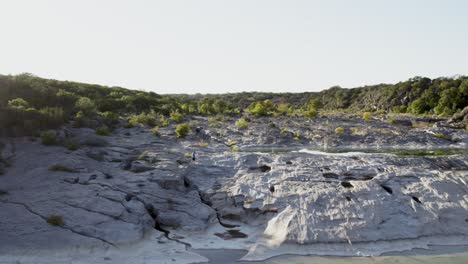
[48, 164, 74, 172]
[63, 139, 80, 151]
[335, 127, 345, 134]
[47, 215, 64, 226]
[208, 114, 225, 122]
[209, 123, 221, 128]
[235, 118, 248, 130]
[434, 132, 450, 140]
[198, 141, 209, 147]
[293, 131, 300, 141]
[95, 126, 111, 136]
[40, 131, 57, 145]
[362, 112, 372, 121]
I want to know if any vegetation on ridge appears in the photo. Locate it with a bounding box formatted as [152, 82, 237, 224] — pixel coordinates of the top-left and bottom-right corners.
[0, 73, 467, 137]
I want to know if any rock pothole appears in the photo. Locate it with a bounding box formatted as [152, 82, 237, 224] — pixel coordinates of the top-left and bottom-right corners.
[341, 182, 354, 188]
[381, 185, 393, 194]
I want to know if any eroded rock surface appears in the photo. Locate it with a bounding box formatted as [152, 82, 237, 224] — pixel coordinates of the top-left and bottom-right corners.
[1, 115, 467, 262]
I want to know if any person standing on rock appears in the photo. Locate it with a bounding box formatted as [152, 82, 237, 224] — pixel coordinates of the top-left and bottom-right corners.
[192, 151, 196, 161]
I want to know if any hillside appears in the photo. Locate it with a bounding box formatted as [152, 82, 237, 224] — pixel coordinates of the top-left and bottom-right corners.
[0, 73, 467, 137]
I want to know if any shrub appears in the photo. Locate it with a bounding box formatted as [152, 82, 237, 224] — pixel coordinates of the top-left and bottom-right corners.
[303, 108, 318, 118]
[41, 131, 57, 145]
[48, 164, 74, 172]
[151, 127, 160, 137]
[247, 100, 274, 116]
[268, 121, 276, 128]
[73, 111, 91, 128]
[386, 118, 395, 124]
[47, 215, 64, 226]
[96, 126, 111, 136]
[63, 139, 79, 151]
[434, 132, 450, 140]
[208, 114, 225, 122]
[363, 112, 372, 121]
[75, 97, 96, 115]
[169, 111, 184, 123]
[160, 116, 169, 127]
[175, 123, 190, 138]
[235, 118, 248, 130]
[294, 131, 301, 141]
[8, 98, 29, 109]
[128, 112, 158, 127]
[335, 127, 345, 134]
[100, 111, 119, 125]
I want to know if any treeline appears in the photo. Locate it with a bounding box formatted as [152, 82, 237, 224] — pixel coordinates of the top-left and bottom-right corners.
[0, 73, 467, 136]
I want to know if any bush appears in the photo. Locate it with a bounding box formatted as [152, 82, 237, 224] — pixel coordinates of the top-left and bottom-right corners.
[335, 127, 345, 134]
[75, 97, 96, 115]
[63, 139, 79, 151]
[8, 98, 29, 109]
[169, 111, 184, 123]
[303, 108, 318, 118]
[434, 132, 450, 140]
[235, 118, 248, 130]
[41, 131, 57, 145]
[294, 131, 301, 141]
[208, 114, 225, 122]
[47, 215, 64, 226]
[128, 112, 158, 127]
[48, 164, 74, 172]
[363, 112, 372, 121]
[175, 123, 190, 138]
[160, 115, 169, 127]
[247, 100, 274, 116]
[100, 111, 119, 125]
[96, 126, 111, 136]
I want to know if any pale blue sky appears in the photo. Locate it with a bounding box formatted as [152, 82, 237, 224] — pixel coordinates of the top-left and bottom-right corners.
[0, 0, 467, 94]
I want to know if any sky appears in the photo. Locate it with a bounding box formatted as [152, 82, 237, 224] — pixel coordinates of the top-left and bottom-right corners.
[0, 0, 467, 94]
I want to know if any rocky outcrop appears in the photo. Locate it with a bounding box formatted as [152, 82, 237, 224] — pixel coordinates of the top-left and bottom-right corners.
[1, 115, 467, 262]
[449, 106, 468, 124]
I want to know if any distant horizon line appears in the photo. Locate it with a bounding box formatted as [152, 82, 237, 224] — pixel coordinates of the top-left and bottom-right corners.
[2, 72, 466, 96]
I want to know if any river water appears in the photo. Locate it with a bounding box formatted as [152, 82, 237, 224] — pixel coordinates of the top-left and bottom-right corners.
[193, 245, 468, 264]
